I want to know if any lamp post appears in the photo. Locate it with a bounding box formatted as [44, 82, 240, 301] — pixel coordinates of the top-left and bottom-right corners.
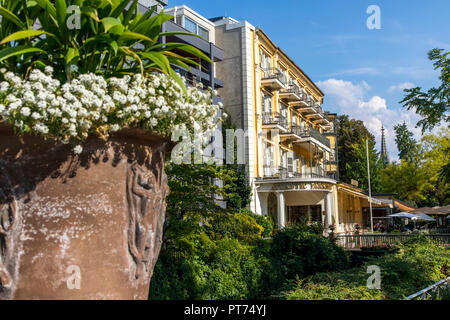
[366, 138, 374, 234]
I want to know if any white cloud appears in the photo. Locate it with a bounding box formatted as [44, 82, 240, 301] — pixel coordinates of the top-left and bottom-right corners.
[326, 67, 379, 77]
[388, 82, 415, 93]
[316, 78, 423, 163]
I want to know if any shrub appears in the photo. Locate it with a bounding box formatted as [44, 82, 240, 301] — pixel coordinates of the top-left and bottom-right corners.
[149, 234, 272, 300]
[244, 210, 274, 238]
[209, 211, 264, 244]
[284, 236, 450, 300]
[270, 224, 349, 285]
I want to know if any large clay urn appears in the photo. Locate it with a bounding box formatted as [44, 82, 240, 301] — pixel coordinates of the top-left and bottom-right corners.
[0, 122, 172, 300]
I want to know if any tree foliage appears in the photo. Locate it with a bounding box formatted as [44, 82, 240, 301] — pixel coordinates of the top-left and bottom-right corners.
[401, 49, 449, 132]
[336, 114, 382, 192]
[381, 128, 450, 207]
[394, 122, 419, 163]
[345, 142, 383, 193]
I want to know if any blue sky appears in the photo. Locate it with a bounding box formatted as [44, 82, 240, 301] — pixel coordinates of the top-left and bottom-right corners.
[169, 0, 450, 161]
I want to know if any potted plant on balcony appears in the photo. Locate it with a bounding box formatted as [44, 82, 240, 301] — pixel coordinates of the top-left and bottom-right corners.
[0, 0, 221, 300]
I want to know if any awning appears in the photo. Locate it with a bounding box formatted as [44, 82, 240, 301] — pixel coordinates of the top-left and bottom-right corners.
[337, 186, 393, 208]
[412, 206, 450, 216]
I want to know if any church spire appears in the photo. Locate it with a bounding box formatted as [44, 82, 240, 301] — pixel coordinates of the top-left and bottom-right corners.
[380, 125, 389, 164]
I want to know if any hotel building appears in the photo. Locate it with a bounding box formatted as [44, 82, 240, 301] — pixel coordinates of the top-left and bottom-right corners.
[212, 17, 341, 231]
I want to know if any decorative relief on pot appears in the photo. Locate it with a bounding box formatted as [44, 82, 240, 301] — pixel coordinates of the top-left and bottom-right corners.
[126, 161, 168, 281]
[0, 167, 21, 300]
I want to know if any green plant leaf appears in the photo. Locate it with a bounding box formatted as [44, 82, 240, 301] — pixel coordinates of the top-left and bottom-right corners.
[35, 0, 56, 19]
[65, 47, 79, 65]
[0, 30, 46, 44]
[140, 51, 171, 74]
[0, 6, 26, 29]
[0, 46, 46, 62]
[55, 0, 67, 28]
[110, 0, 133, 18]
[119, 32, 153, 43]
[101, 17, 121, 33]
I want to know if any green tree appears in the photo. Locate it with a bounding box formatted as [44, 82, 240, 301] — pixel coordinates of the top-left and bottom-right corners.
[401, 48, 450, 185]
[381, 128, 450, 207]
[336, 115, 382, 191]
[345, 141, 383, 193]
[420, 128, 450, 206]
[381, 162, 429, 207]
[394, 122, 419, 163]
[401, 49, 449, 133]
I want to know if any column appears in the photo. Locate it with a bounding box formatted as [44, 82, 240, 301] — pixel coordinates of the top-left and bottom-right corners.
[325, 192, 333, 229]
[277, 192, 286, 229]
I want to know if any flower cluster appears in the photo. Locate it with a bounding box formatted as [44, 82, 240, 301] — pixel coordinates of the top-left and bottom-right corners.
[0, 67, 223, 153]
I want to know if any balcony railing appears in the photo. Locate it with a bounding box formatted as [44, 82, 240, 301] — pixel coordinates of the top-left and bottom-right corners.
[292, 126, 331, 148]
[279, 85, 303, 102]
[263, 166, 288, 179]
[337, 234, 450, 250]
[262, 165, 332, 180]
[262, 112, 288, 129]
[261, 68, 288, 90]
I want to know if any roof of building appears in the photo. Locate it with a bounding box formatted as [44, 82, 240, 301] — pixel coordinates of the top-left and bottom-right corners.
[256, 28, 324, 98]
[393, 199, 417, 212]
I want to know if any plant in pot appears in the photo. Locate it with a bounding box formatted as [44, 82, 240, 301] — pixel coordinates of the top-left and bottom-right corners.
[0, 0, 222, 300]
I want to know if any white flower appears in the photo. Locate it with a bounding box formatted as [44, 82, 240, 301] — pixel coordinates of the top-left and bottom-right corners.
[73, 145, 83, 154]
[21, 107, 31, 117]
[0, 67, 221, 148]
[44, 66, 54, 75]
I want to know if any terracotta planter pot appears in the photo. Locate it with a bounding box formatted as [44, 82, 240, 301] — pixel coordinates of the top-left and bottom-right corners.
[0, 123, 172, 300]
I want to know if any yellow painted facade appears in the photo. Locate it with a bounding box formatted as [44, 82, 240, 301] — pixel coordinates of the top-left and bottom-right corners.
[253, 29, 335, 180]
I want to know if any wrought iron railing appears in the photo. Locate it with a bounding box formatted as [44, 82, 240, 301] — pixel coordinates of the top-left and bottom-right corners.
[263, 166, 288, 179]
[280, 85, 303, 99]
[262, 112, 288, 129]
[295, 126, 331, 148]
[263, 165, 329, 180]
[336, 234, 450, 249]
[261, 68, 288, 87]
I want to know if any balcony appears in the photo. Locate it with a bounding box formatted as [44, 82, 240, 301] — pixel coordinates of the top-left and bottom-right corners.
[280, 124, 303, 142]
[279, 85, 303, 103]
[262, 112, 288, 131]
[295, 126, 331, 149]
[263, 166, 289, 179]
[261, 68, 287, 91]
[262, 165, 333, 180]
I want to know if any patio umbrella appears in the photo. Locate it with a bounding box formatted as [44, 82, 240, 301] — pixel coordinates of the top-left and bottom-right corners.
[412, 213, 435, 222]
[388, 212, 418, 219]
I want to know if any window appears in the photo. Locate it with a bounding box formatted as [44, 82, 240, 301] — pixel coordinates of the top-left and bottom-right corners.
[184, 17, 210, 41]
[260, 49, 271, 71]
[262, 91, 272, 114]
[280, 102, 288, 119]
[184, 17, 197, 34]
[198, 26, 209, 41]
[291, 110, 298, 126]
[264, 143, 274, 176]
